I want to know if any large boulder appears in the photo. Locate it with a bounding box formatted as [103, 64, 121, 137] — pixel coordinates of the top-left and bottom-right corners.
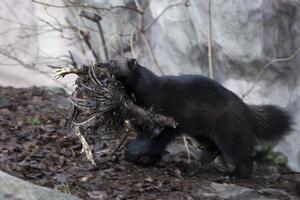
[0, 171, 82, 200]
[1, 0, 299, 170]
[194, 182, 298, 200]
[88, 0, 300, 171]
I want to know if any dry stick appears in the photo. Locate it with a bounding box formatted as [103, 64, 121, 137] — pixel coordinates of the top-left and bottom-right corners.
[144, 0, 190, 31]
[140, 33, 164, 75]
[95, 15, 109, 61]
[79, 30, 100, 62]
[131, 1, 189, 67]
[134, 0, 164, 75]
[80, 11, 109, 61]
[65, 17, 87, 58]
[0, 49, 70, 90]
[134, 0, 141, 10]
[32, 0, 142, 13]
[242, 47, 300, 99]
[117, 19, 124, 57]
[207, 0, 214, 79]
[130, 28, 137, 58]
[183, 136, 191, 163]
[182, 135, 191, 163]
[68, 51, 78, 68]
[75, 126, 97, 166]
[52, 67, 82, 79]
[124, 101, 177, 128]
[130, 0, 188, 59]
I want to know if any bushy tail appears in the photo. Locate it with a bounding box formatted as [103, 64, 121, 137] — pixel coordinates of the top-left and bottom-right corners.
[249, 105, 293, 143]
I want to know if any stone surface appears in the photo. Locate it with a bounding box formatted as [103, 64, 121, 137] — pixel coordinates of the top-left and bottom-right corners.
[0, 0, 75, 91]
[90, 0, 300, 171]
[0, 171, 82, 200]
[0, 0, 299, 170]
[194, 182, 298, 200]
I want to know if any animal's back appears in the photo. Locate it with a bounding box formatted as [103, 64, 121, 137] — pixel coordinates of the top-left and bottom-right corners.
[134, 73, 246, 133]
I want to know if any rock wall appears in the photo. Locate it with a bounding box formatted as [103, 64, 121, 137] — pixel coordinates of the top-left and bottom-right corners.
[0, 0, 75, 90]
[89, 0, 300, 171]
[1, 0, 299, 170]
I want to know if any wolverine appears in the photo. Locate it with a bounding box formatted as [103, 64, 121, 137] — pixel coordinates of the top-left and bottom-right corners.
[104, 57, 292, 179]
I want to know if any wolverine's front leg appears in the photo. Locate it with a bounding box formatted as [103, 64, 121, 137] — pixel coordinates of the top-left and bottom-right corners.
[125, 136, 161, 166]
[125, 128, 178, 166]
[195, 135, 221, 164]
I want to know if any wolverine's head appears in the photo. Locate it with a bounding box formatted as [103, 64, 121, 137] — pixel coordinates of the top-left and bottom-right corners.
[104, 57, 139, 80]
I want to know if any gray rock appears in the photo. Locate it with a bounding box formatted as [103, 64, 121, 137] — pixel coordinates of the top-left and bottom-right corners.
[0, 98, 12, 109]
[258, 188, 299, 200]
[0, 171, 82, 200]
[84, 0, 300, 172]
[1, 0, 300, 171]
[194, 182, 297, 200]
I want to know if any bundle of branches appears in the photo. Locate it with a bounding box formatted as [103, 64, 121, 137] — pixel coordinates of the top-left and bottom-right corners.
[54, 63, 177, 165]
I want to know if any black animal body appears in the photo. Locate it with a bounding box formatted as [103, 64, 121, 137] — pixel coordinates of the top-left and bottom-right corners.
[104, 58, 292, 179]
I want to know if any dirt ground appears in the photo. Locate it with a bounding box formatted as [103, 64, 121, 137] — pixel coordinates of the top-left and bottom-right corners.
[0, 86, 300, 200]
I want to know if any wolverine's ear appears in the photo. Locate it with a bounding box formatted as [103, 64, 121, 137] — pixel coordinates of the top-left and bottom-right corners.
[128, 58, 138, 70]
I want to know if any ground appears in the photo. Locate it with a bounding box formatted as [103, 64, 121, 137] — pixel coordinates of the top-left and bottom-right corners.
[0, 86, 300, 200]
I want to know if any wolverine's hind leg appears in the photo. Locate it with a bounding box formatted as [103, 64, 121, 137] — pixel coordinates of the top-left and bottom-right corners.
[195, 135, 220, 164]
[214, 113, 254, 179]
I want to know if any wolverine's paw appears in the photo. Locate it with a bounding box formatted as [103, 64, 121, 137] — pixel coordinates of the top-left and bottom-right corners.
[216, 172, 251, 183]
[215, 173, 237, 183]
[124, 152, 161, 166]
[124, 137, 152, 162]
[124, 136, 162, 166]
[137, 154, 162, 166]
[199, 149, 220, 164]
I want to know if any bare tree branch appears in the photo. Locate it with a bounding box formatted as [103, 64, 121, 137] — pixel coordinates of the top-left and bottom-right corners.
[68, 50, 78, 68]
[75, 126, 97, 166]
[144, 0, 189, 31]
[116, 19, 124, 57]
[134, 0, 164, 74]
[80, 30, 100, 62]
[183, 136, 191, 163]
[81, 11, 109, 60]
[0, 49, 70, 90]
[130, 28, 137, 58]
[208, 0, 214, 79]
[140, 33, 164, 74]
[242, 47, 300, 99]
[32, 0, 143, 13]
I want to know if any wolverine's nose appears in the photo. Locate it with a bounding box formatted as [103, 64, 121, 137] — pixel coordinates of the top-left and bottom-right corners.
[108, 60, 117, 67]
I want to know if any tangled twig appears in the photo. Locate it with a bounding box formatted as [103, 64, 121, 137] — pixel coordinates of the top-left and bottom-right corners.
[242, 47, 300, 99]
[75, 126, 97, 166]
[54, 62, 178, 165]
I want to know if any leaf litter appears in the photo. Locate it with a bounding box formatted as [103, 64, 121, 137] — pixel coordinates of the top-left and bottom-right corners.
[0, 86, 299, 199]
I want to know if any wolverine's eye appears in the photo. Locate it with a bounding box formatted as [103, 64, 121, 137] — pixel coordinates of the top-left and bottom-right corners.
[109, 60, 117, 67]
[132, 59, 137, 65]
